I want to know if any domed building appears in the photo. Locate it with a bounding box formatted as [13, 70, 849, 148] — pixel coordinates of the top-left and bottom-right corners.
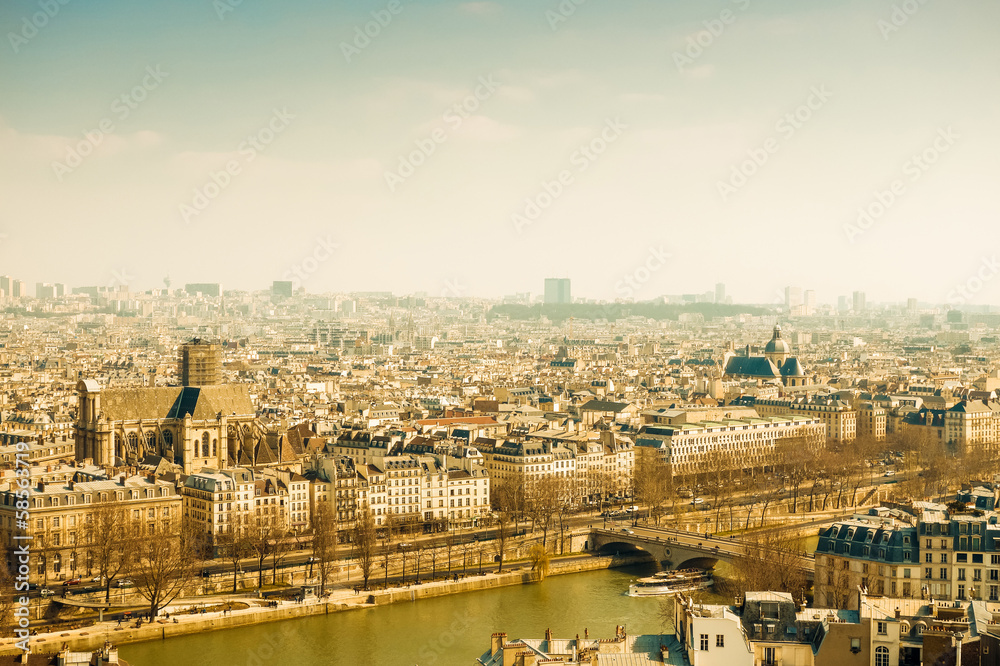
[724, 324, 809, 388]
[764, 324, 790, 368]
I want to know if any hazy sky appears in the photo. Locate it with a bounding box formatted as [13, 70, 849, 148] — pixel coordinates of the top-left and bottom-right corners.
[1, 0, 998, 305]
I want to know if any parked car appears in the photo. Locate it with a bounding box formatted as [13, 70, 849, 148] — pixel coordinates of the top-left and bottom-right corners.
[62, 578, 81, 586]
[114, 579, 133, 588]
[691, 497, 705, 505]
[883, 470, 895, 477]
[39, 588, 54, 597]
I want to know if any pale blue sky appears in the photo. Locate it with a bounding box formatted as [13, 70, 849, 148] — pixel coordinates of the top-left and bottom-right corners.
[1, 0, 998, 304]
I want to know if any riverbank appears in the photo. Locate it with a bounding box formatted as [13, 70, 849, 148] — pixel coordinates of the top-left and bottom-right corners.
[0, 553, 648, 657]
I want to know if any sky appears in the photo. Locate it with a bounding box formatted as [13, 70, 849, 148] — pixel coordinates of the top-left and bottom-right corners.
[1, 0, 998, 305]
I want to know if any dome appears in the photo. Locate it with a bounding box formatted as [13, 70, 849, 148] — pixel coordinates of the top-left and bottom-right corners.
[764, 324, 790, 354]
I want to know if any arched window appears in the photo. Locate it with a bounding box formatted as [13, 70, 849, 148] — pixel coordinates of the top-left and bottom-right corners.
[212, 438, 217, 457]
[875, 646, 889, 666]
[202, 432, 210, 457]
[145, 432, 156, 451]
[162, 430, 173, 448]
[127, 432, 139, 452]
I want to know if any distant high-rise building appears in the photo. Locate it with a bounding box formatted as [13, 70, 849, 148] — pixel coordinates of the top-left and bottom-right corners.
[803, 290, 816, 315]
[0, 276, 11, 297]
[12, 280, 25, 298]
[784, 286, 802, 309]
[907, 298, 918, 314]
[185, 283, 221, 297]
[35, 282, 56, 299]
[838, 295, 849, 313]
[179, 339, 222, 387]
[544, 278, 571, 304]
[715, 282, 726, 304]
[54, 283, 66, 297]
[272, 280, 294, 299]
[853, 290, 866, 313]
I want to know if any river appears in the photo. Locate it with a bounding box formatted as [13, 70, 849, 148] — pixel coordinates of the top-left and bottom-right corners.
[120, 561, 710, 666]
[120, 535, 821, 665]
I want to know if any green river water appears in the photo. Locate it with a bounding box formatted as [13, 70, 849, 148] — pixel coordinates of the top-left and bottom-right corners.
[119, 536, 820, 665]
[120, 562, 677, 666]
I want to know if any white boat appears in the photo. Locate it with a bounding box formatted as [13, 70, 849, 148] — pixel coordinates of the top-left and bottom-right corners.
[627, 568, 713, 597]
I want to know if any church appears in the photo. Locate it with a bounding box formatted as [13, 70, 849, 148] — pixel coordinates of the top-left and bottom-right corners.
[723, 324, 808, 387]
[75, 340, 274, 473]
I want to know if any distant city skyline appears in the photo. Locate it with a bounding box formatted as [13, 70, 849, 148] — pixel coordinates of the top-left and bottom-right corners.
[2, 0, 998, 304]
[4, 271, 998, 310]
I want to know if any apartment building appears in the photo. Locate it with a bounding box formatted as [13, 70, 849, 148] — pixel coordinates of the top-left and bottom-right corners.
[635, 416, 825, 477]
[0, 474, 180, 583]
[816, 501, 1000, 609]
[752, 396, 857, 442]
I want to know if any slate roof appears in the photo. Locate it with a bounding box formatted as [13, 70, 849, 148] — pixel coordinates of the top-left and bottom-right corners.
[724, 356, 781, 378]
[98, 384, 254, 421]
[817, 520, 918, 564]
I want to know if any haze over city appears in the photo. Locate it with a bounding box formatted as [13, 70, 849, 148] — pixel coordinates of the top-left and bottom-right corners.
[2, 0, 999, 303]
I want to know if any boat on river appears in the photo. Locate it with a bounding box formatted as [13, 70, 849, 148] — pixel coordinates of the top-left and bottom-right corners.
[627, 568, 713, 597]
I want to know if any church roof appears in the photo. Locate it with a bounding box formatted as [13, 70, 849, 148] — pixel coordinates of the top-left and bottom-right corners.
[780, 357, 806, 377]
[97, 384, 255, 422]
[724, 356, 781, 378]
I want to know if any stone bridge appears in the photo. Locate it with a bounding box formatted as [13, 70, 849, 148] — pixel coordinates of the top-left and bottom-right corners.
[586, 527, 814, 580]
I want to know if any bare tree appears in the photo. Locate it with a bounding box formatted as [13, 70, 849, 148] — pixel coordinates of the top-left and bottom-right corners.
[525, 476, 561, 550]
[246, 513, 277, 590]
[216, 515, 251, 593]
[269, 522, 292, 586]
[0, 540, 15, 637]
[85, 497, 136, 603]
[132, 516, 196, 618]
[311, 503, 338, 595]
[352, 510, 377, 591]
[633, 451, 672, 526]
[726, 531, 808, 600]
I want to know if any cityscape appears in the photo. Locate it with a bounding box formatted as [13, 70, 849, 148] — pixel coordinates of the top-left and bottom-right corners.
[2, 1, 1000, 665]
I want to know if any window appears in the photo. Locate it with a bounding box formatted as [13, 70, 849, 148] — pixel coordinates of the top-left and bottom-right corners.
[941, 553, 948, 563]
[763, 647, 777, 666]
[875, 646, 889, 666]
[941, 568, 948, 580]
[716, 635, 724, 648]
[851, 637, 861, 652]
[925, 553, 933, 563]
[700, 634, 708, 651]
[958, 584, 966, 600]
[877, 621, 887, 635]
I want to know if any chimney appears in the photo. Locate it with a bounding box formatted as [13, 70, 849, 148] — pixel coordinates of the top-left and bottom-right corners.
[545, 628, 552, 643]
[490, 632, 506, 654]
[895, 608, 901, 619]
[68, 480, 74, 491]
